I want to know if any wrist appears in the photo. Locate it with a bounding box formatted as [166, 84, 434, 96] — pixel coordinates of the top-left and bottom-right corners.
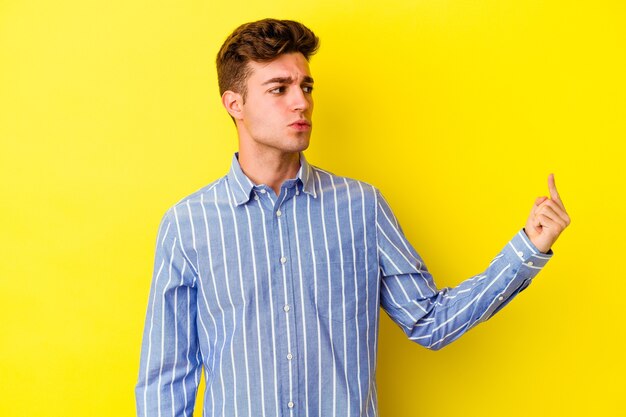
[523, 228, 551, 254]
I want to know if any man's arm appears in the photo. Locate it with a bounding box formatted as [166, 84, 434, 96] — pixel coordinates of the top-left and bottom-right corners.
[135, 209, 202, 417]
[376, 175, 570, 350]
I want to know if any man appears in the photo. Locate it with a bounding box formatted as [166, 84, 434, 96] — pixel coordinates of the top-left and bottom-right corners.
[136, 18, 570, 417]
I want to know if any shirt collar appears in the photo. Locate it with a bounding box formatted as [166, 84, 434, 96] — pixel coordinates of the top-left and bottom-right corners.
[227, 152, 317, 206]
[299, 153, 317, 198]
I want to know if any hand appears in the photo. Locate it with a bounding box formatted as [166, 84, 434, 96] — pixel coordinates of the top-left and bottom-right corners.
[524, 174, 571, 253]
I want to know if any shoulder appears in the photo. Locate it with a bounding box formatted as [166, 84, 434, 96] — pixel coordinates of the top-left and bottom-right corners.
[157, 175, 229, 230]
[170, 175, 228, 211]
[310, 164, 380, 200]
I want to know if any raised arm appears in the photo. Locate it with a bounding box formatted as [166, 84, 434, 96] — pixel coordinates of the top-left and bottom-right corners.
[376, 175, 569, 350]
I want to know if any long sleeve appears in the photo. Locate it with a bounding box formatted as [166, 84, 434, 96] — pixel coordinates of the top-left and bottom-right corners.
[375, 189, 552, 350]
[136, 210, 202, 417]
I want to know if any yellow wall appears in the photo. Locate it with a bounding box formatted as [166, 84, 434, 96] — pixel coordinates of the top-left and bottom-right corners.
[1, 1, 624, 416]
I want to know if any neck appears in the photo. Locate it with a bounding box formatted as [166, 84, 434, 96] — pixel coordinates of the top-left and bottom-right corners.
[237, 148, 301, 196]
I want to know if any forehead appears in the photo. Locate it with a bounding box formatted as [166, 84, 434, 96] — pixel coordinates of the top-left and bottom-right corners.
[247, 52, 312, 83]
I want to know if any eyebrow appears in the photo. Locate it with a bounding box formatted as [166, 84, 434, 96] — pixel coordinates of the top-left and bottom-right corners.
[261, 76, 315, 85]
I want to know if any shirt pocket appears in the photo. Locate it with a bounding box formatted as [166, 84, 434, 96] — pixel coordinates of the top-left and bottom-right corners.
[309, 261, 373, 323]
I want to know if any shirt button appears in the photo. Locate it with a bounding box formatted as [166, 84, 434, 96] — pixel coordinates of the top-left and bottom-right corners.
[295, 190, 300, 195]
[498, 296, 504, 301]
[283, 305, 290, 312]
[276, 210, 282, 217]
[260, 189, 267, 194]
[287, 353, 293, 360]
[527, 261, 534, 266]
[280, 256, 287, 264]
[287, 401, 294, 409]
[254, 195, 259, 201]
[517, 251, 524, 257]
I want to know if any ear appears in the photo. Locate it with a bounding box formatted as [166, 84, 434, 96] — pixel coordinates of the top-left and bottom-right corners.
[221, 90, 244, 120]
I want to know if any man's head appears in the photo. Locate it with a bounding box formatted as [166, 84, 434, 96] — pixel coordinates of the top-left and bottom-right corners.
[216, 19, 319, 102]
[217, 19, 320, 157]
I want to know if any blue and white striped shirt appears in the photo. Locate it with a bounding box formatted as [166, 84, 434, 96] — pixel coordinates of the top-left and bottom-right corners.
[136, 153, 552, 417]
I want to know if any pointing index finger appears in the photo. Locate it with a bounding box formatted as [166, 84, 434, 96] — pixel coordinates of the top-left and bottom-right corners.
[548, 173, 566, 209]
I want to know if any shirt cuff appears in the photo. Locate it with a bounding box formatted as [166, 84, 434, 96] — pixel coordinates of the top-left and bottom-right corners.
[479, 229, 553, 321]
[504, 228, 553, 270]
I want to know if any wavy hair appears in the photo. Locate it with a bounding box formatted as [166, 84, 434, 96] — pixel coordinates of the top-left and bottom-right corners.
[216, 18, 319, 101]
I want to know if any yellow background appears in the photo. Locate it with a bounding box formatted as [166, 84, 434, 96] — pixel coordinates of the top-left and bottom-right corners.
[1, 0, 624, 416]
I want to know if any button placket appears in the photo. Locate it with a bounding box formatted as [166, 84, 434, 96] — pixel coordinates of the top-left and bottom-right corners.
[274, 189, 300, 413]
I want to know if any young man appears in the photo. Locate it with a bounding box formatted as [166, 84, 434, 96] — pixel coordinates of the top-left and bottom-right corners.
[136, 18, 570, 417]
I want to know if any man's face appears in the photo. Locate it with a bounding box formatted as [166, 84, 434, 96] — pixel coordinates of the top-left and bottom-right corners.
[236, 52, 314, 156]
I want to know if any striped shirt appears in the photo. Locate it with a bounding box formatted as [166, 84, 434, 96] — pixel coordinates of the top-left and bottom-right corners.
[135, 152, 552, 417]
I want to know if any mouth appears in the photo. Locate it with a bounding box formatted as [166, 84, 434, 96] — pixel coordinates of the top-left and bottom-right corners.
[289, 120, 312, 131]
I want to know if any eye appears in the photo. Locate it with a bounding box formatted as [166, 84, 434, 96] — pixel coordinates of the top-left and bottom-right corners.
[269, 86, 285, 94]
[302, 85, 314, 94]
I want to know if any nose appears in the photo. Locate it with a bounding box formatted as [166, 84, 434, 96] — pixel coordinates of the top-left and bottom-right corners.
[291, 87, 311, 112]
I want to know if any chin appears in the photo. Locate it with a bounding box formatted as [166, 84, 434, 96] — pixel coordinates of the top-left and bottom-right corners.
[294, 139, 311, 152]
[284, 136, 311, 152]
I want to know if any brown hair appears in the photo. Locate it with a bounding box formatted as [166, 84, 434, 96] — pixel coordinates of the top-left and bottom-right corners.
[216, 18, 319, 101]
